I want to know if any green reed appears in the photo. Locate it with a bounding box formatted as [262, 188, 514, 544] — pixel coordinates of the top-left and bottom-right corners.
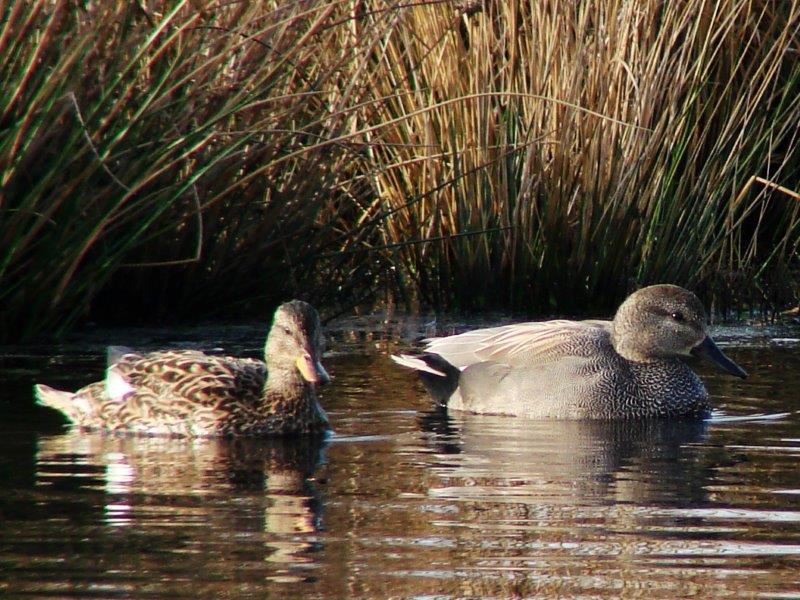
[0, 0, 389, 340]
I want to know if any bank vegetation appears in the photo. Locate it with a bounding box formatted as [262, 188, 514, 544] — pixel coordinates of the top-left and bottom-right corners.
[2, 0, 799, 341]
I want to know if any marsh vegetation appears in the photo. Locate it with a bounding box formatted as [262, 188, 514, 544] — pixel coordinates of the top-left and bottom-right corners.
[2, 0, 799, 341]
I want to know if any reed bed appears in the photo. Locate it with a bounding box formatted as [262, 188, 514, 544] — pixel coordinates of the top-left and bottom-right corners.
[358, 0, 800, 313]
[0, 0, 387, 340]
[1, 0, 799, 341]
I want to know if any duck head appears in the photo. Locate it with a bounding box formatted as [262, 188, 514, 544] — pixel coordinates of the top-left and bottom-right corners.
[611, 284, 747, 378]
[265, 300, 331, 385]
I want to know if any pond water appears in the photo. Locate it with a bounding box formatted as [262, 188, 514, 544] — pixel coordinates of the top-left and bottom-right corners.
[1, 316, 799, 599]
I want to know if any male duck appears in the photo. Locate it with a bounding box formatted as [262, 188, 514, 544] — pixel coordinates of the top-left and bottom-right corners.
[35, 300, 330, 436]
[392, 285, 747, 419]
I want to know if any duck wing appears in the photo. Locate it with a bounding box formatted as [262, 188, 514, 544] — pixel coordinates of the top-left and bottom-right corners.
[424, 319, 612, 368]
[107, 349, 267, 407]
[56, 349, 267, 434]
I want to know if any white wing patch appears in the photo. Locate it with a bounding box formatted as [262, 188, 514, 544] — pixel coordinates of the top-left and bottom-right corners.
[106, 366, 136, 402]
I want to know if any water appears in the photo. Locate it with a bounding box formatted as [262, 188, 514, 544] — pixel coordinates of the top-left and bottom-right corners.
[1, 318, 800, 598]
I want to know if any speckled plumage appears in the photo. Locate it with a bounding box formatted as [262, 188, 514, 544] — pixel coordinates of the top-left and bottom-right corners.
[392, 285, 747, 420]
[35, 300, 330, 436]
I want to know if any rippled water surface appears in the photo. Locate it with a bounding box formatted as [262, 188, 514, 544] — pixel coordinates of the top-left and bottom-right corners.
[1, 317, 799, 598]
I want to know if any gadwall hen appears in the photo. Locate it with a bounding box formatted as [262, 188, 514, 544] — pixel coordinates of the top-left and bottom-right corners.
[35, 300, 331, 436]
[392, 285, 746, 419]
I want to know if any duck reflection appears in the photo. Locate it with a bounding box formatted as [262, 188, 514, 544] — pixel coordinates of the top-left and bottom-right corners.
[35, 431, 327, 583]
[408, 412, 718, 597]
[418, 409, 710, 506]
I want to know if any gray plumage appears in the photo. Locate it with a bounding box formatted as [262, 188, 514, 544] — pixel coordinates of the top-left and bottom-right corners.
[392, 285, 747, 420]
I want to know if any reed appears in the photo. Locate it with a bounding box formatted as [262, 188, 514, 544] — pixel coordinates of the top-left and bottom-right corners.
[1, 0, 798, 342]
[356, 0, 800, 313]
[0, 0, 388, 340]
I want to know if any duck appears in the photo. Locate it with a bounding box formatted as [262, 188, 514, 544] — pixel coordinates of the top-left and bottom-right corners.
[391, 285, 747, 419]
[34, 300, 331, 436]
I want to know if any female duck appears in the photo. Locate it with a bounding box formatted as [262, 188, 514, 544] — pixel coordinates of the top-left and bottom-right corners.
[35, 300, 330, 436]
[392, 285, 747, 419]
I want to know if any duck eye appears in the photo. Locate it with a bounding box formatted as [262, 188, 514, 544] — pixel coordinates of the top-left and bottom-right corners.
[670, 311, 685, 322]
[282, 326, 293, 336]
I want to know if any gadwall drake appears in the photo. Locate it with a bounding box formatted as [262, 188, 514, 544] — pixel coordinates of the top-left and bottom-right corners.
[35, 300, 331, 436]
[392, 285, 747, 419]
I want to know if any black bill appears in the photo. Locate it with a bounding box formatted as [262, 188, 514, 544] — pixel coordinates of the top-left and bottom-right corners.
[691, 336, 748, 379]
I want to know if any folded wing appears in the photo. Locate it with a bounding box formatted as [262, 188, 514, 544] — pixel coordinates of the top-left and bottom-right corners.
[424, 319, 612, 368]
[109, 349, 266, 408]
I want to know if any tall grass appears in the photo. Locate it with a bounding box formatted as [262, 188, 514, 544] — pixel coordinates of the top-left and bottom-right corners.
[0, 0, 389, 340]
[357, 0, 800, 313]
[1, 0, 799, 342]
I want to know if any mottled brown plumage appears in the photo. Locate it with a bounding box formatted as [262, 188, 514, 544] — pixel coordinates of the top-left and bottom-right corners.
[35, 300, 330, 436]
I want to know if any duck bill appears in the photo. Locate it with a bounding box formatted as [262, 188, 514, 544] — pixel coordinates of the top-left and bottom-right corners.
[296, 353, 331, 385]
[690, 336, 747, 379]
